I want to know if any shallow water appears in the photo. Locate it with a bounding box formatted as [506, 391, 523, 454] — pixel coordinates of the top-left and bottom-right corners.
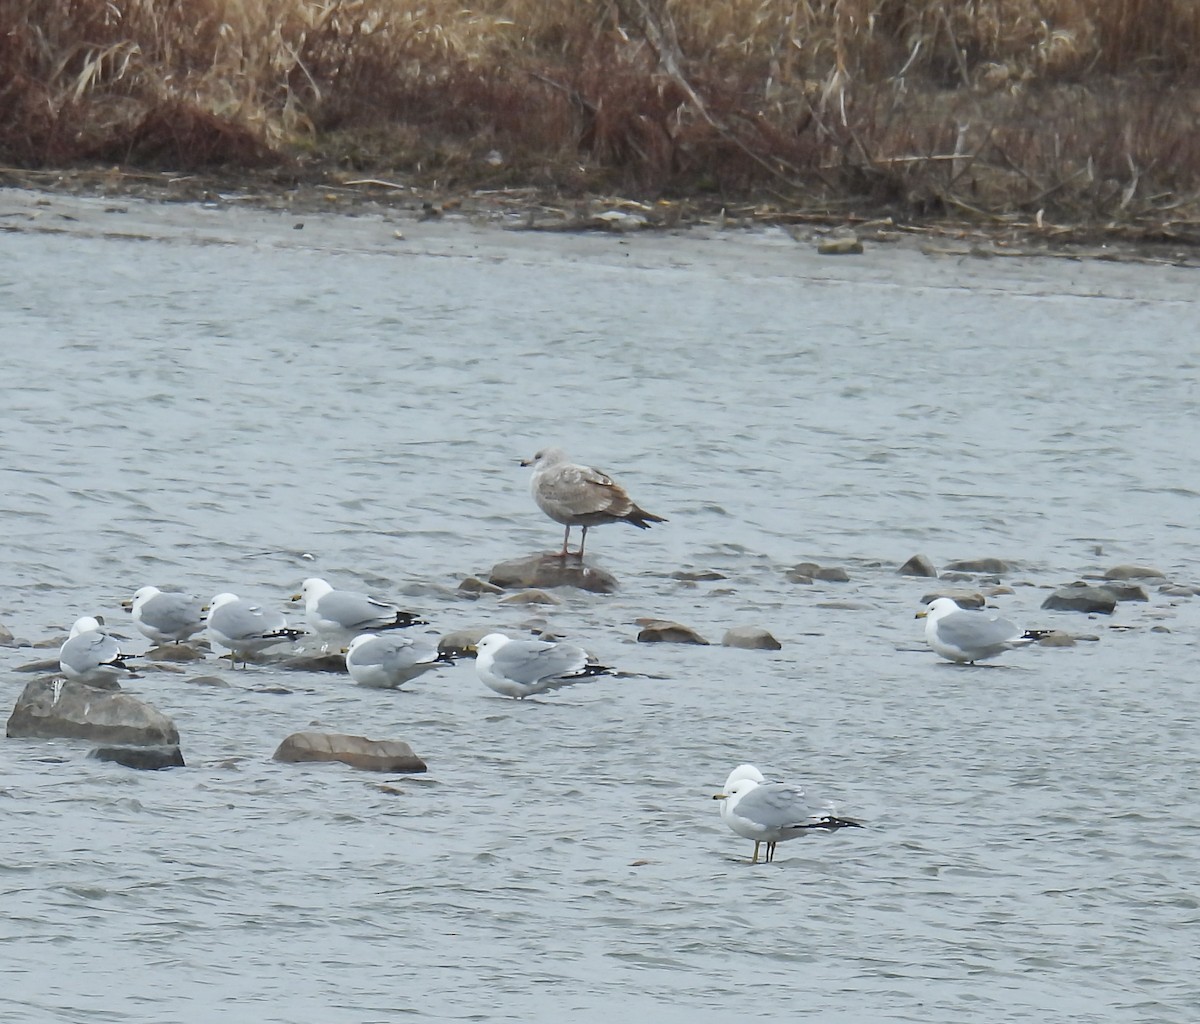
[1, 192, 1198, 1022]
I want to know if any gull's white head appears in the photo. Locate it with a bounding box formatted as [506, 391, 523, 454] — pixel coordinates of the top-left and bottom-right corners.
[473, 632, 512, 658]
[917, 597, 962, 622]
[210, 593, 240, 611]
[723, 764, 765, 790]
[713, 776, 760, 807]
[296, 577, 333, 606]
[520, 447, 568, 471]
[68, 616, 104, 638]
[132, 586, 162, 607]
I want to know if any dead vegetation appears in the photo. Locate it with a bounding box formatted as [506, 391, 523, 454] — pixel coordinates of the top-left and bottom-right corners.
[4, 0, 1200, 225]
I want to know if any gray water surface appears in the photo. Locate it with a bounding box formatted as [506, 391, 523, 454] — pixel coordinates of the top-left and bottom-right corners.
[1, 192, 1198, 1023]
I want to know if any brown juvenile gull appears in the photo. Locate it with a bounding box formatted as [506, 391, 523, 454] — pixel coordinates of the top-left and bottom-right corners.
[520, 447, 666, 558]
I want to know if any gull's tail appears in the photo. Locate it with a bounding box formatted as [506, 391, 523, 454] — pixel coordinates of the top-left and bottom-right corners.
[623, 505, 667, 530]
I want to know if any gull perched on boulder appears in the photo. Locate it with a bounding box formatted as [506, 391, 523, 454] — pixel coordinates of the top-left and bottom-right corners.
[520, 447, 666, 558]
[208, 593, 304, 668]
[126, 586, 206, 645]
[917, 597, 1048, 664]
[59, 616, 138, 684]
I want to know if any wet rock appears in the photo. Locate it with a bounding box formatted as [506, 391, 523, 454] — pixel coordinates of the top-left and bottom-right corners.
[898, 554, 938, 577]
[489, 553, 618, 594]
[185, 675, 233, 688]
[143, 643, 208, 662]
[457, 576, 504, 597]
[944, 558, 1012, 574]
[1104, 564, 1166, 580]
[817, 236, 863, 255]
[788, 562, 849, 583]
[636, 620, 709, 645]
[786, 571, 814, 584]
[90, 744, 185, 770]
[1041, 582, 1117, 614]
[1159, 583, 1200, 597]
[919, 590, 986, 609]
[273, 732, 427, 773]
[1101, 581, 1149, 603]
[1036, 631, 1077, 647]
[498, 589, 562, 606]
[438, 627, 491, 656]
[1150, 624, 1171, 634]
[7, 679, 179, 745]
[671, 569, 728, 582]
[0, 621, 14, 647]
[722, 626, 782, 650]
[279, 652, 348, 673]
[14, 657, 62, 675]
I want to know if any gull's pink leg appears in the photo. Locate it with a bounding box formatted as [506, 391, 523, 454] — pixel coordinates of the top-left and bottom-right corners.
[577, 526, 588, 559]
[559, 525, 571, 558]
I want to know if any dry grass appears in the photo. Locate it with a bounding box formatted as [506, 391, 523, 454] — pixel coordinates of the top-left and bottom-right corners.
[4, 0, 1200, 220]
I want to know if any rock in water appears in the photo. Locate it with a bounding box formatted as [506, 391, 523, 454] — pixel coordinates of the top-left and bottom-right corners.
[722, 626, 782, 650]
[1104, 564, 1165, 580]
[489, 553, 618, 594]
[272, 732, 427, 773]
[7, 679, 179, 745]
[90, 745, 186, 770]
[1041, 582, 1118, 614]
[636, 620, 710, 645]
[898, 554, 938, 577]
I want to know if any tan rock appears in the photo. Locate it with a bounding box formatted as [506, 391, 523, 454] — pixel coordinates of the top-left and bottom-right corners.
[489, 553, 618, 594]
[272, 732, 426, 773]
[498, 589, 562, 606]
[636, 620, 709, 645]
[722, 626, 782, 650]
[898, 554, 938, 577]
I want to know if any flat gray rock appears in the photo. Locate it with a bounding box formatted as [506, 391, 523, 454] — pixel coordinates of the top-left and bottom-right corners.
[273, 732, 426, 773]
[788, 562, 849, 583]
[7, 678, 179, 745]
[1041, 582, 1118, 614]
[489, 553, 619, 594]
[944, 557, 1012, 574]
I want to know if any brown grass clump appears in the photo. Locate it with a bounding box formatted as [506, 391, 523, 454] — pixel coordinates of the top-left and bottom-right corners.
[4, 0, 1200, 222]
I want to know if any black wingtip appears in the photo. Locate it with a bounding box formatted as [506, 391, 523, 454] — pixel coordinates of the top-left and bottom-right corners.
[378, 612, 429, 631]
[1022, 629, 1054, 641]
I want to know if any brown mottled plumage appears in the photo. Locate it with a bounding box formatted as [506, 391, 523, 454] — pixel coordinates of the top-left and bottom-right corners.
[520, 447, 666, 558]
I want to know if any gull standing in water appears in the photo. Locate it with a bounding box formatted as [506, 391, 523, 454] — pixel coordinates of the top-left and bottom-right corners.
[473, 631, 614, 699]
[520, 447, 666, 558]
[126, 586, 206, 645]
[917, 597, 1048, 664]
[208, 593, 304, 668]
[59, 616, 138, 684]
[713, 772, 862, 863]
[293, 577, 426, 648]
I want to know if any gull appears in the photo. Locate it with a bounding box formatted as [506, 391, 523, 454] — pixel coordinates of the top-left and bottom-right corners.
[293, 577, 426, 648]
[59, 615, 138, 684]
[712, 775, 862, 863]
[125, 586, 206, 645]
[473, 631, 614, 699]
[208, 593, 304, 668]
[916, 597, 1049, 664]
[520, 447, 666, 558]
[718, 764, 767, 861]
[343, 633, 454, 689]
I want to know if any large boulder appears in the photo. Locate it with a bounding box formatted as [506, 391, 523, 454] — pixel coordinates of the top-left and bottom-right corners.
[1041, 582, 1118, 614]
[488, 553, 618, 594]
[7, 678, 179, 745]
[273, 732, 427, 773]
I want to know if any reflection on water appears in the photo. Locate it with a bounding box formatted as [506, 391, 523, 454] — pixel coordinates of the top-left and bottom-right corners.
[1, 195, 1198, 1022]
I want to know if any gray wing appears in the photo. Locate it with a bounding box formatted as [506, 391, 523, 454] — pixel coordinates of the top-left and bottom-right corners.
[142, 593, 204, 633]
[536, 464, 631, 519]
[936, 611, 1022, 650]
[734, 783, 831, 829]
[354, 636, 435, 670]
[60, 631, 121, 672]
[318, 591, 397, 629]
[492, 640, 588, 684]
[215, 601, 285, 639]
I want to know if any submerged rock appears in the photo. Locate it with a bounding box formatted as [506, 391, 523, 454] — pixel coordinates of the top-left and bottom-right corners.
[1041, 582, 1117, 614]
[7, 679, 179, 745]
[273, 732, 427, 773]
[788, 562, 849, 583]
[457, 576, 504, 597]
[722, 626, 782, 650]
[498, 589, 562, 606]
[90, 744, 185, 770]
[1104, 564, 1165, 580]
[898, 554, 938, 577]
[944, 557, 1012, 574]
[671, 569, 728, 582]
[636, 620, 709, 645]
[488, 553, 618, 594]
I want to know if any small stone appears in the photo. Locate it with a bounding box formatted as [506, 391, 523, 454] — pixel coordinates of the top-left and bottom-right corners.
[489, 553, 618, 594]
[457, 576, 504, 597]
[1041, 582, 1117, 614]
[671, 570, 727, 582]
[1104, 564, 1166, 580]
[1150, 625, 1171, 633]
[1036, 631, 1077, 647]
[817, 236, 863, 255]
[143, 643, 208, 662]
[498, 589, 562, 606]
[722, 626, 782, 650]
[943, 558, 1012, 574]
[273, 732, 426, 773]
[898, 554, 938, 577]
[90, 745, 185, 770]
[7, 679, 179, 745]
[438, 627, 491, 656]
[279, 652, 349, 673]
[1158, 583, 1200, 597]
[636, 620, 710, 645]
[919, 590, 986, 609]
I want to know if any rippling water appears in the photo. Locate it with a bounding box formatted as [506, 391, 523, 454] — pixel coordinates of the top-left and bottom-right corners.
[1, 193, 1198, 1022]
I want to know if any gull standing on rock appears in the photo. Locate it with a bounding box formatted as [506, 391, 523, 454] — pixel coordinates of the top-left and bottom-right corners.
[293, 577, 427, 648]
[473, 631, 614, 699]
[59, 616, 138, 684]
[208, 593, 305, 668]
[712, 772, 863, 864]
[343, 633, 453, 689]
[126, 586, 206, 645]
[916, 597, 1048, 664]
[520, 447, 666, 558]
